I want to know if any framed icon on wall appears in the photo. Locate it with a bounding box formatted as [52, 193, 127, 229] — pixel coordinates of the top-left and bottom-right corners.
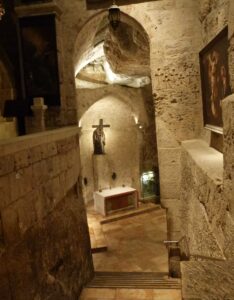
[199, 26, 231, 133]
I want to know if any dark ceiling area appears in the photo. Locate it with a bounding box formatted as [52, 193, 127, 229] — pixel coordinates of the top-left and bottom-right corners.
[86, 0, 157, 10]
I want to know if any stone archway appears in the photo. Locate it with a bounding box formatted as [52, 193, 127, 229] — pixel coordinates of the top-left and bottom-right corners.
[73, 8, 159, 199]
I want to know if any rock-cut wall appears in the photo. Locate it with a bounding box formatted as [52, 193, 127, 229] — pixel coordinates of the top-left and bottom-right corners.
[0, 127, 93, 299]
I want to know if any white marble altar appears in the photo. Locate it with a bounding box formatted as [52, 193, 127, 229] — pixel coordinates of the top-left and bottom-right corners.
[93, 186, 138, 216]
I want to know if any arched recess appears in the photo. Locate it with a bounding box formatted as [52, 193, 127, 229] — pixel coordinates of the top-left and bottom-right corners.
[0, 47, 17, 140]
[73, 10, 152, 77]
[73, 8, 159, 204]
[79, 94, 143, 204]
[78, 88, 148, 125]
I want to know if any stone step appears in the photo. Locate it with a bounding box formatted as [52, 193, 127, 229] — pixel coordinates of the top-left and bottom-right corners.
[100, 204, 161, 224]
[91, 245, 108, 254]
[87, 272, 181, 289]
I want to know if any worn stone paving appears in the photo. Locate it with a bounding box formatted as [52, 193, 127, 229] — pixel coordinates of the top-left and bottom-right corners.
[80, 288, 182, 300]
[82, 205, 182, 299]
[91, 208, 168, 272]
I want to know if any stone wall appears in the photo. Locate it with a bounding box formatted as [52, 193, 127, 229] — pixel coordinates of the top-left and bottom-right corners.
[222, 95, 234, 225]
[181, 260, 234, 300]
[0, 127, 93, 299]
[128, 1, 204, 201]
[180, 139, 226, 259]
[145, 1, 203, 202]
[180, 136, 234, 298]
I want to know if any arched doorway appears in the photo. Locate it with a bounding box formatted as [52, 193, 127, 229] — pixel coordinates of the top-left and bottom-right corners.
[73, 8, 167, 277]
[74, 10, 160, 204]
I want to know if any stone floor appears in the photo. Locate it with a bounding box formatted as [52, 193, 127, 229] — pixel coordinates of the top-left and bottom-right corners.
[80, 288, 182, 300]
[89, 206, 168, 272]
[82, 203, 181, 300]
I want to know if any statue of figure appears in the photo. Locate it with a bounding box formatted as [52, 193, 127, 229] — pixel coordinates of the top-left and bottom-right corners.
[93, 125, 105, 154]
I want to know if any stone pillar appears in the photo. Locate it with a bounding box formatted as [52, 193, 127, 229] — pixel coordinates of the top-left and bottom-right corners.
[93, 155, 111, 191]
[28, 97, 48, 134]
[222, 95, 234, 218]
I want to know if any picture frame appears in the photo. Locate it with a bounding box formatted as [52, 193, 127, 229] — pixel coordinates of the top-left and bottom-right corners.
[19, 14, 60, 107]
[199, 26, 231, 133]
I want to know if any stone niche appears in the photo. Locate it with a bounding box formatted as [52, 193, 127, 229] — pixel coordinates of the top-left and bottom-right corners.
[78, 83, 158, 204]
[79, 94, 141, 203]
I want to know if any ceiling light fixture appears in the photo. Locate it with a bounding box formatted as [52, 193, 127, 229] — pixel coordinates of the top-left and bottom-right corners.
[0, 1, 5, 20]
[108, 0, 120, 30]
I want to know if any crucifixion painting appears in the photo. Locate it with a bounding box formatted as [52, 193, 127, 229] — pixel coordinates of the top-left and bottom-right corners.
[92, 119, 110, 154]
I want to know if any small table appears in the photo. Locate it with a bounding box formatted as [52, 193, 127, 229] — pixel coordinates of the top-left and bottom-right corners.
[93, 187, 138, 216]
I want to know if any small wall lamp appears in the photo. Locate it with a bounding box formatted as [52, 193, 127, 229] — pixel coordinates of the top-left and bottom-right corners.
[108, 0, 121, 30]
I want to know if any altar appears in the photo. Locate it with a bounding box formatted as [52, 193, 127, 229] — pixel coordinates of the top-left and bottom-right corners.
[93, 186, 138, 216]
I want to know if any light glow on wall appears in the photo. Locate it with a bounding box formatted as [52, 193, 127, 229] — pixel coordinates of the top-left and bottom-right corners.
[75, 43, 104, 76]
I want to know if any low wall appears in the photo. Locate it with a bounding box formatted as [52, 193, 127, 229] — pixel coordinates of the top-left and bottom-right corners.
[180, 139, 226, 259]
[180, 96, 234, 299]
[0, 127, 93, 299]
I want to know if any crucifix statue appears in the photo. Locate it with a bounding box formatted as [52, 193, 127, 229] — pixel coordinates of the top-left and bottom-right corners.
[92, 119, 110, 155]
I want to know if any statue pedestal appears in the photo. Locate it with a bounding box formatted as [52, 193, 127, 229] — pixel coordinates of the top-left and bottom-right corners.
[93, 154, 111, 191]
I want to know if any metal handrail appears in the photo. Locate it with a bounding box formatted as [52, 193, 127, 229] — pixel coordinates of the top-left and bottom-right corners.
[164, 236, 226, 262]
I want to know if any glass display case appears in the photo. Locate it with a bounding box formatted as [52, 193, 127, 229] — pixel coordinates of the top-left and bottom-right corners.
[141, 170, 159, 200]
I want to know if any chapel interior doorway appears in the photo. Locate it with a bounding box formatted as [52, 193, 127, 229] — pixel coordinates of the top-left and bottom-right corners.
[74, 10, 166, 276]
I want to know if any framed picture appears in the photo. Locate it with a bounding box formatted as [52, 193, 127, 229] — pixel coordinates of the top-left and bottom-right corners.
[199, 26, 231, 133]
[19, 14, 60, 106]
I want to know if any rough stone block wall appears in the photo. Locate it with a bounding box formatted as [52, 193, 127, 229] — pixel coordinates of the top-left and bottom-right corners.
[228, 0, 234, 90]
[180, 139, 227, 259]
[179, 137, 234, 298]
[0, 127, 93, 299]
[147, 0, 203, 201]
[121, 0, 205, 241]
[223, 95, 234, 224]
[200, 0, 229, 44]
[181, 261, 234, 300]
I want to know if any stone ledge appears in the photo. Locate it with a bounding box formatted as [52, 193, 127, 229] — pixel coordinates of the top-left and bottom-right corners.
[0, 126, 79, 157]
[181, 139, 223, 183]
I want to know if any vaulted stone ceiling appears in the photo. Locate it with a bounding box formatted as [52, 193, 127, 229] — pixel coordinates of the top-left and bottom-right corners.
[76, 13, 150, 89]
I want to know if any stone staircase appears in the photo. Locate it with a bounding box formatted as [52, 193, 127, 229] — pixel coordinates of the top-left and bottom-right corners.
[80, 272, 182, 300]
[87, 272, 181, 289]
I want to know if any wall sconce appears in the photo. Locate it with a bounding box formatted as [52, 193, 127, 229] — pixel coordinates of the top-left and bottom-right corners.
[0, 1, 5, 20]
[136, 121, 144, 130]
[108, 0, 121, 30]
